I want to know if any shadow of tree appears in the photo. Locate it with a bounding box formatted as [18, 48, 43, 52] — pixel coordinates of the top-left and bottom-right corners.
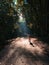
[0, 46, 49, 65]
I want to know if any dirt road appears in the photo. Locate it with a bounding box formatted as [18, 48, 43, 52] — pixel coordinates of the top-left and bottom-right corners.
[0, 37, 49, 65]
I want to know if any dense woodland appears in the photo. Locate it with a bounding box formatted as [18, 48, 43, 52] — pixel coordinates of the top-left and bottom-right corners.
[0, 0, 49, 50]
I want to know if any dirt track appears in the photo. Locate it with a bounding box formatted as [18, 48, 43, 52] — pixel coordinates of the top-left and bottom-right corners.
[0, 37, 49, 65]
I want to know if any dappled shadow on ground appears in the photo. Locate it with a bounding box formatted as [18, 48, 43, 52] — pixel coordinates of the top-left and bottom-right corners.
[0, 37, 49, 65]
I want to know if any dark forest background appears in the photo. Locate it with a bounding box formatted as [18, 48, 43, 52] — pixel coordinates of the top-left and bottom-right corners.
[0, 0, 49, 50]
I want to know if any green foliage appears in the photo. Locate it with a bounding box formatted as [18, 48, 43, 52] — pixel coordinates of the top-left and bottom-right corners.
[0, 0, 48, 46]
[0, 0, 18, 43]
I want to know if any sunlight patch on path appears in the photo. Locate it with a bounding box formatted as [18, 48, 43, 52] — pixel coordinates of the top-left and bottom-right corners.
[11, 37, 45, 56]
